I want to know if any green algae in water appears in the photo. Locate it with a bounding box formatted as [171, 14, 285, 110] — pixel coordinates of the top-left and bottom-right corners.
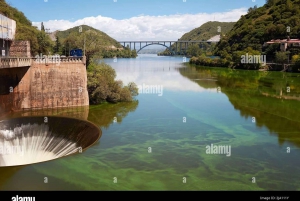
[1, 57, 300, 190]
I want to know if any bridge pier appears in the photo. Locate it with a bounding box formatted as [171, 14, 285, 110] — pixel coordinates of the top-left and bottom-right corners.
[180, 43, 182, 55]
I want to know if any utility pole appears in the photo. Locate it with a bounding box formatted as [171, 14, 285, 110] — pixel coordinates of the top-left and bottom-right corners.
[79, 26, 85, 56]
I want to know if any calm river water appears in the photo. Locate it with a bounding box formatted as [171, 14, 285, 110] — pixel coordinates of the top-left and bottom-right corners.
[0, 54, 300, 190]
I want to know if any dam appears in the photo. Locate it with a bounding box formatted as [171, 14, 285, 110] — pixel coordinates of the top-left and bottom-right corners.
[0, 56, 99, 167]
[0, 56, 89, 112]
[0, 14, 99, 167]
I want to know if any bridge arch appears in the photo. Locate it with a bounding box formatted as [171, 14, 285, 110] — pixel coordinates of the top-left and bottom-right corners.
[137, 43, 175, 55]
[121, 43, 175, 55]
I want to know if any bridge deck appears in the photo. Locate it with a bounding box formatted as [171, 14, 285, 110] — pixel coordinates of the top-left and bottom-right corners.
[118, 40, 209, 43]
[118, 40, 217, 55]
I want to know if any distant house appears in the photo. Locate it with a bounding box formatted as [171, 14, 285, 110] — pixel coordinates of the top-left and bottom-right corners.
[263, 37, 300, 51]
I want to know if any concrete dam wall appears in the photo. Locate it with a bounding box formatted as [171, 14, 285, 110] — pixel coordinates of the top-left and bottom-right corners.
[0, 58, 89, 112]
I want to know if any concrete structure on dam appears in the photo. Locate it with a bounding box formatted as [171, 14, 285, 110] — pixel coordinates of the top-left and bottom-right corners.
[0, 57, 89, 113]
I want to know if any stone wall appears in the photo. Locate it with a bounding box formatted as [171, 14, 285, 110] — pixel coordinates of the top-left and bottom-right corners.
[9, 41, 31, 57]
[0, 59, 89, 112]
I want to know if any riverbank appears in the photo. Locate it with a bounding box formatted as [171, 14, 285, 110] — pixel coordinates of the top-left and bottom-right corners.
[189, 56, 300, 72]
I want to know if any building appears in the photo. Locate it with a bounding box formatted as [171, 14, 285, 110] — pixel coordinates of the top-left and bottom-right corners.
[207, 34, 221, 43]
[263, 37, 300, 51]
[0, 13, 16, 57]
[9, 41, 31, 57]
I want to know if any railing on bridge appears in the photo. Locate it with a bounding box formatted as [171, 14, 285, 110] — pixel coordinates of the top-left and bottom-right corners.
[0, 57, 32, 69]
[0, 56, 86, 68]
[32, 56, 86, 64]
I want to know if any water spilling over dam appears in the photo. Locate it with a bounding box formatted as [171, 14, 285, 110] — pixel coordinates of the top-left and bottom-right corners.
[0, 116, 101, 167]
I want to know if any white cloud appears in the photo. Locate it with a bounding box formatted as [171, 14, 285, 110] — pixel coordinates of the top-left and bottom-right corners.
[33, 8, 247, 41]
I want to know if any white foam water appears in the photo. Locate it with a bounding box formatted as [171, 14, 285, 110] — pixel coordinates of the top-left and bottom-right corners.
[0, 123, 80, 167]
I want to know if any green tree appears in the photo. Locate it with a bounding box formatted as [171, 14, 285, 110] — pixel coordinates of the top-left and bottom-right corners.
[41, 22, 45, 32]
[127, 82, 139, 97]
[37, 31, 52, 54]
[275, 51, 288, 66]
[187, 44, 201, 57]
[54, 36, 61, 54]
[265, 0, 278, 7]
[87, 62, 138, 104]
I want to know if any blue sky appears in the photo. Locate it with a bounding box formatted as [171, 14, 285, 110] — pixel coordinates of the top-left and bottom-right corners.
[6, 0, 266, 41]
[7, 0, 265, 22]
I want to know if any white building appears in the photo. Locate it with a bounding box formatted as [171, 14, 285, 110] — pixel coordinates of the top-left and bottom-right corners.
[0, 13, 16, 57]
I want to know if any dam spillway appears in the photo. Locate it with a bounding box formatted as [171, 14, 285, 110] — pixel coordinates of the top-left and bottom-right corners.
[0, 116, 101, 167]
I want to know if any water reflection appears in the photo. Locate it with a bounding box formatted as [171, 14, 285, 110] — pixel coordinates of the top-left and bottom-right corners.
[103, 55, 207, 92]
[88, 101, 139, 129]
[180, 65, 300, 148]
[0, 100, 138, 188]
[1, 98, 139, 130]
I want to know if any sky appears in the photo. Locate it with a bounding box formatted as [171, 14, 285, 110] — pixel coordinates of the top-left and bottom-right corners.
[7, 0, 266, 41]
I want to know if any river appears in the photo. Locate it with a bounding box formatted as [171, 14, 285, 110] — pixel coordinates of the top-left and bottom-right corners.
[0, 54, 300, 190]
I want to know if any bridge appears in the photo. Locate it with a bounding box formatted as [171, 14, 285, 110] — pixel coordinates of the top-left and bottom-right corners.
[118, 40, 215, 55]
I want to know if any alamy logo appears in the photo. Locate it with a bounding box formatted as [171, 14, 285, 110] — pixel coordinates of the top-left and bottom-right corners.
[12, 195, 35, 201]
[34, 54, 61, 66]
[0, 144, 24, 156]
[241, 53, 266, 66]
[206, 143, 231, 157]
[137, 83, 163, 96]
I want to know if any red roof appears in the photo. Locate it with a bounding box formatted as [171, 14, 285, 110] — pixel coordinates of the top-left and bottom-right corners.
[266, 39, 300, 44]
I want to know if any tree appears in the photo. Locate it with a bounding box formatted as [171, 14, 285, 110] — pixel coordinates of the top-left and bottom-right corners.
[275, 51, 288, 66]
[286, 0, 292, 11]
[37, 31, 52, 54]
[87, 62, 138, 104]
[247, 5, 257, 14]
[127, 82, 139, 97]
[41, 22, 45, 32]
[265, 0, 277, 7]
[54, 36, 61, 54]
[187, 44, 201, 57]
[291, 54, 299, 63]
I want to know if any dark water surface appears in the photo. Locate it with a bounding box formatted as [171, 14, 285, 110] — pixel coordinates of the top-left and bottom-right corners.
[0, 54, 300, 190]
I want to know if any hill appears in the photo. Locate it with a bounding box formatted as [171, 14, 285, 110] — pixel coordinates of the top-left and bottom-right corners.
[214, 0, 300, 61]
[55, 25, 123, 50]
[159, 21, 235, 55]
[0, 0, 53, 55]
[178, 21, 235, 41]
[52, 25, 137, 65]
